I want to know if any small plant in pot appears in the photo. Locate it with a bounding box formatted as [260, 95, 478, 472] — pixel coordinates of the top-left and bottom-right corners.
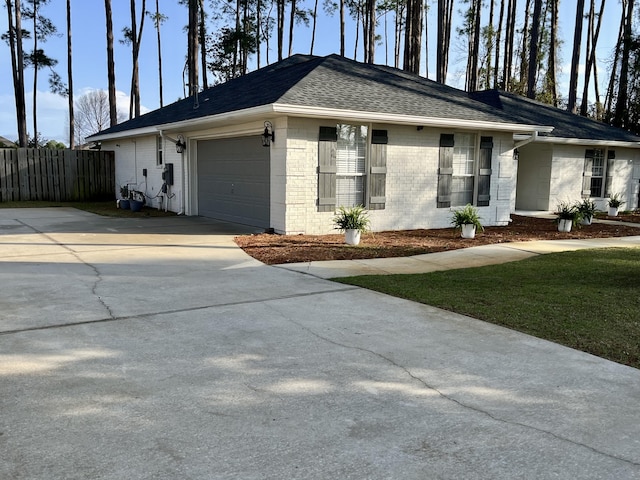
[575, 199, 597, 225]
[556, 201, 581, 232]
[607, 193, 625, 217]
[450, 204, 483, 239]
[332, 205, 370, 245]
[118, 185, 130, 210]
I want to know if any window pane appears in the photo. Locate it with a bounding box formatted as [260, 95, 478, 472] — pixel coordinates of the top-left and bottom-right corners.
[337, 125, 367, 175]
[451, 176, 474, 206]
[590, 177, 603, 197]
[335, 124, 367, 207]
[336, 176, 364, 207]
[451, 134, 476, 206]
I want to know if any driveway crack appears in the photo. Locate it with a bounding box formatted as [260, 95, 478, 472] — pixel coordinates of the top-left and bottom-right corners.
[16, 220, 116, 320]
[280, 313, 640, 469]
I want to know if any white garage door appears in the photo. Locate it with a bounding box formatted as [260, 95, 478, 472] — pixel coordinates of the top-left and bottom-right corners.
[197, 137, 270, 228]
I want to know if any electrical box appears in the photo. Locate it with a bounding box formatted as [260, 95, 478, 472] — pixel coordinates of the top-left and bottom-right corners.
[162, 163, 174, 185]
[142, 168, 147, 177]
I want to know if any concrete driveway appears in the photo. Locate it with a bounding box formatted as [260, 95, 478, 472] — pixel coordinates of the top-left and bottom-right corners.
[1, 208, 639, 479]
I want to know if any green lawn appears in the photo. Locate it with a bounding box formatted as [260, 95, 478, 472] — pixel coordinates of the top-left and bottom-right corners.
[335, 248, 640, 369]
[0, 200, 176, 217]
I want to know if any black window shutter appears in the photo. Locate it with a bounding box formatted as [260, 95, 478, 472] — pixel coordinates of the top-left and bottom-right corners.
[477, 136, 493, 206]
[317, 127, 337, 212]
[369, 130, 387, 210]
[437, 134, 455, 208]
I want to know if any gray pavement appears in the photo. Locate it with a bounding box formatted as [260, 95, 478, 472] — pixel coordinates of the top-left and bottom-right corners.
[1, 208, 640, 479]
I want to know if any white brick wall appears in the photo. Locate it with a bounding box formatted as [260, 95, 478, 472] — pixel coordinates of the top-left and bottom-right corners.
[104, 135, 184, 213]
[550, 144, 636, 211]
[282, 120, 516, 235]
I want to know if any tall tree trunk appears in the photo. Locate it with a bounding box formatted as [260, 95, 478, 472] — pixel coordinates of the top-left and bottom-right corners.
[467, 0, 481, 91]
[580, 0, 606, 116]
[154, 0, 164, 107]
[604, 10, 625, 121]
[67, 0, 74, 148]
[613, 0, 634, 128]
[188, 0, 199, 96]
[6, 0, 28, 146]
[547, 0, 558, 105]
[277, 0, 284, 60]
[32, 0, 38, 142]
[105, 0, 117, 127]
[485, 0, 495, 89]
[256, 0, 261, 67]
[367, 0, 376, 63]
[403, 0, 422, 73]
[494, 0, 504, 88]
[567, 0, 585, 113]
[518, 0, 531, 88]
[503, 0, 516, 90]
[288, 0, 296, 57]
[310, 0, 318, 53]
[340, 0, 345, 56]
[437, 0, 453, 83]
[526, 0, 542, 98]
[199, 0, 208, 88]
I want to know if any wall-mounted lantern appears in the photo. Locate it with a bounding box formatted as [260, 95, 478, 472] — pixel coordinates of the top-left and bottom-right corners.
[176, 135, 186, 154]
[262, 121, 275, 147]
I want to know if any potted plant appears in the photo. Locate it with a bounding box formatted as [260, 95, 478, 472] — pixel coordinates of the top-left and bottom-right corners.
[129, 190, 146, 212]
[607, 193, 625, 217]
[332, 205, 370, 245]
[450, 204, 483, 239]
[575, 199, 597, 225]
[556, 201, 581, 232]
[119, 185, 130, 210]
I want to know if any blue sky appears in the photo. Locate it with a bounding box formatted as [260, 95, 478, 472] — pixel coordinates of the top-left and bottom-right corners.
[0, 0, 620, 145]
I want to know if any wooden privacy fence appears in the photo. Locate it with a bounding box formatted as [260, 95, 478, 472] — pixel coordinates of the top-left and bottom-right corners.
[0, 148, 115, 202]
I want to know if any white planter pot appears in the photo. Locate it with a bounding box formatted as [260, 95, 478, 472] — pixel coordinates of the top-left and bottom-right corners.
[345, 229, 361, 245]
[461, 224, 476, 239]
[580, 215, 592, 226]
[558, 218, 573, 232]
[608, 206, 619, 217]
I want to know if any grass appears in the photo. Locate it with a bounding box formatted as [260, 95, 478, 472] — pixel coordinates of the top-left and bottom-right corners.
[0, 200, 176, 217]
[335, 247, 640, 369]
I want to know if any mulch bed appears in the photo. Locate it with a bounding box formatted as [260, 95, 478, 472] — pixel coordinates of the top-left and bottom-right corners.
[234, 214, 640, 265]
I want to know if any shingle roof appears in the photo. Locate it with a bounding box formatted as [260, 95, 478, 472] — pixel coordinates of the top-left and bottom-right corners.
[470, 90, 640, 143]
[93, 54, 539, 138]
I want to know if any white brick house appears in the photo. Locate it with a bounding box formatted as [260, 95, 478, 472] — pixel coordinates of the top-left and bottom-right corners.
[91, 55, 561, 234]
[471, 91, 640, 213]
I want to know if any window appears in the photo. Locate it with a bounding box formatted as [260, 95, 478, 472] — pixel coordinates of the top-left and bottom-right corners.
[336, 124, 367, 207]
[451, 133, 476, 206]
[156, 136, 163, 166]
[437, 133, 493, 208]
[317, 125, 387, 212]
[582, 149, 615, 198]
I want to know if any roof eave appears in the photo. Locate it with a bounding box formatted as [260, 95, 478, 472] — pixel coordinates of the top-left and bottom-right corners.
[273, 104, 554, 133]
[516, 135, 640, 148]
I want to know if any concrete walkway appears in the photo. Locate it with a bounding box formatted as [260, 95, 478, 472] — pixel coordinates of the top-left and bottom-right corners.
[1, 208, 640, 479]
[279, 235, 640, 278]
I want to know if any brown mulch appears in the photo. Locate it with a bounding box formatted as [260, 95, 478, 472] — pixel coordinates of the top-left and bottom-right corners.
[234, 213, 640, 265]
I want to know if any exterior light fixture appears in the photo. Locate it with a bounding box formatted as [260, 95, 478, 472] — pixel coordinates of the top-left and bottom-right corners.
[176, 135, 186, 154]
[513, 148, 519, 161]
[262, 121, 275, 147]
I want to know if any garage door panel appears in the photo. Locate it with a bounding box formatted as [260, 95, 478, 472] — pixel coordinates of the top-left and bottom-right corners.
[197, 137, 270, 228]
